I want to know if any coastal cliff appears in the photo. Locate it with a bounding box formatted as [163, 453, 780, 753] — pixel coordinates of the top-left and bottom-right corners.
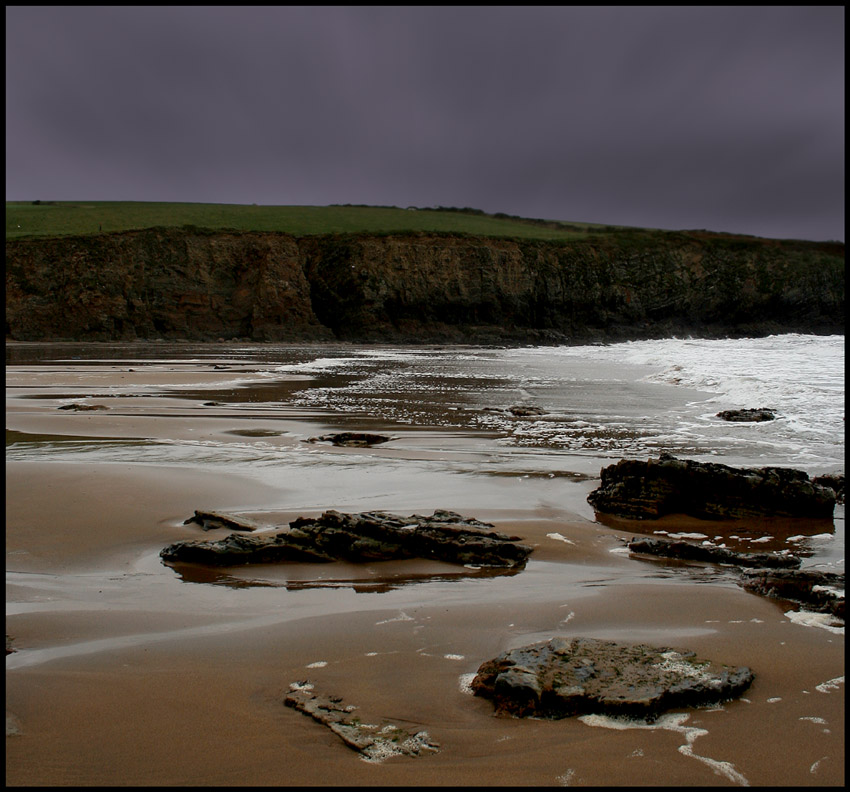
[5, 228, 844, 343]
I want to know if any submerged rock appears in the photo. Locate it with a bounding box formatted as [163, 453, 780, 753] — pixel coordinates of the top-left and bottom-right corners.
[57, 403, 107, 411]
[716, 408, 777, 422]
[741, 569, 845, 619]
[627, 537, 801, 569]
[285, 683, 439, 761]
[587, 453, 836, 520]
[472, 637, 753, 722]
[161, 509, 533, 568]
[307, 432, 394, 447]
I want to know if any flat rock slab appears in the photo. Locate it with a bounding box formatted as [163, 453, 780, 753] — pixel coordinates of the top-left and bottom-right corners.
[472, 637, 754, 722]
[628, 537, 801, 569]
[741, 568, 845, 619]
[587, 453, 836, 520]
[306, 432, 394, 447]
[161, 509, 533, 568]
[716, 407, 777, 422]
[284, 683, 439, 762]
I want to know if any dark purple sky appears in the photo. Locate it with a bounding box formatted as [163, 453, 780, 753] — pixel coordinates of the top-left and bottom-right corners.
[6, 6, 844, 241]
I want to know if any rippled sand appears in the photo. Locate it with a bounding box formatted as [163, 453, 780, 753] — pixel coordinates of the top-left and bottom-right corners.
[5, 344, 844, 786]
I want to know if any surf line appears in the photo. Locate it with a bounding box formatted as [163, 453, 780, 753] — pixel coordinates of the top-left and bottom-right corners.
[578, 711, 750, 786]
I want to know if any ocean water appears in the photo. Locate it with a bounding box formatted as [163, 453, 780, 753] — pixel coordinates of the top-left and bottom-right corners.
[8, 334, 843, 477]
[271, 333, 845, 474]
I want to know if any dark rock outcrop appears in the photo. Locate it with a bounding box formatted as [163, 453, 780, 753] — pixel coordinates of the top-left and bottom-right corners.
[740, 569, 844, 619]
[471, 637, 753, 722]
[182, 510, 258, 532]
[627, 536, 801, 569]
[306, 432, 394, 447]
[161, 509, 533, 568]
[161, 531, 335, 565]
[5, 227, 844, 343]
[285, 683, 439, 761]
[716, 408, 777, 422]
[812, 473, 845, 504]
[285, 510, 532, 567]
[587, 454, 836, 520]
[508, 405, 547, 417]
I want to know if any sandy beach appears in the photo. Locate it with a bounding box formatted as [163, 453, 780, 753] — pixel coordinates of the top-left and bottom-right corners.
[6, 343, 844, 786]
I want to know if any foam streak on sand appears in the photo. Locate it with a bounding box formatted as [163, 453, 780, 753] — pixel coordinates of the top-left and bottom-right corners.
[815, 676, 844, 694]
[785, 610, 845, 634]
[578, 712, 750, 787]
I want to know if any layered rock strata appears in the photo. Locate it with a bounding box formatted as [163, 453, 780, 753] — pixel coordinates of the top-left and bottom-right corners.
[6, 228, 844, 342]
[161, 509, 533, 568]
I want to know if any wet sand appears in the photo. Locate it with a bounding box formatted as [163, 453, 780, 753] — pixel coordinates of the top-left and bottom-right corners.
[6, 348, 844, 786]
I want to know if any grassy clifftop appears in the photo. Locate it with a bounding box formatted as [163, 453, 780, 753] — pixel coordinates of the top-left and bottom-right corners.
[5, 201, 625, 241]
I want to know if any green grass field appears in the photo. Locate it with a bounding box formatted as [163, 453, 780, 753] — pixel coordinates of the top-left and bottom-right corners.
[5, 201, 625, 241]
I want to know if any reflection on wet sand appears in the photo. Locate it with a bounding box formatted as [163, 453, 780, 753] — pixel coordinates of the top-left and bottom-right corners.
[167, 557, 525, 592]
[594, 510, 837, 558]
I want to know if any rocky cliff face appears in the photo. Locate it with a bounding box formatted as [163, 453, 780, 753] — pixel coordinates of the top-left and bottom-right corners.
[5, 228, 844, 343]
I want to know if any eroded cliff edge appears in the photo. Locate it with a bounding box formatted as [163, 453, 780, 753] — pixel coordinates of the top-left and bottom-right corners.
[5, 228, 844, 343]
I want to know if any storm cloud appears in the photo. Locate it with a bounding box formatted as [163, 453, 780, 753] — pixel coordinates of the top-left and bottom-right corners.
[5, 5, 844, 241]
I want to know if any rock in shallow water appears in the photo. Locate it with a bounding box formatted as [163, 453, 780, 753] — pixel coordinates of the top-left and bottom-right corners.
[587, 453, 836, 520]
[716, 407, 777, 422]
[161, 509, 533, 568]
[627, 537, 801, 569]
[740, 568, 845, 619]
[472, 637, 754, 722]
[306, 432, 394, 447]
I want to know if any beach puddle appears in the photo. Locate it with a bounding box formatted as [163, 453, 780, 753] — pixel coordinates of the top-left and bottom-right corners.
[5, 429, 152, 449]
[594, 512, 836, 557]
[223, 428, 287, 437]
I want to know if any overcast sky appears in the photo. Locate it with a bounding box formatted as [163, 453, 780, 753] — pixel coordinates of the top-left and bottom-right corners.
[6, 6, 845, 241]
